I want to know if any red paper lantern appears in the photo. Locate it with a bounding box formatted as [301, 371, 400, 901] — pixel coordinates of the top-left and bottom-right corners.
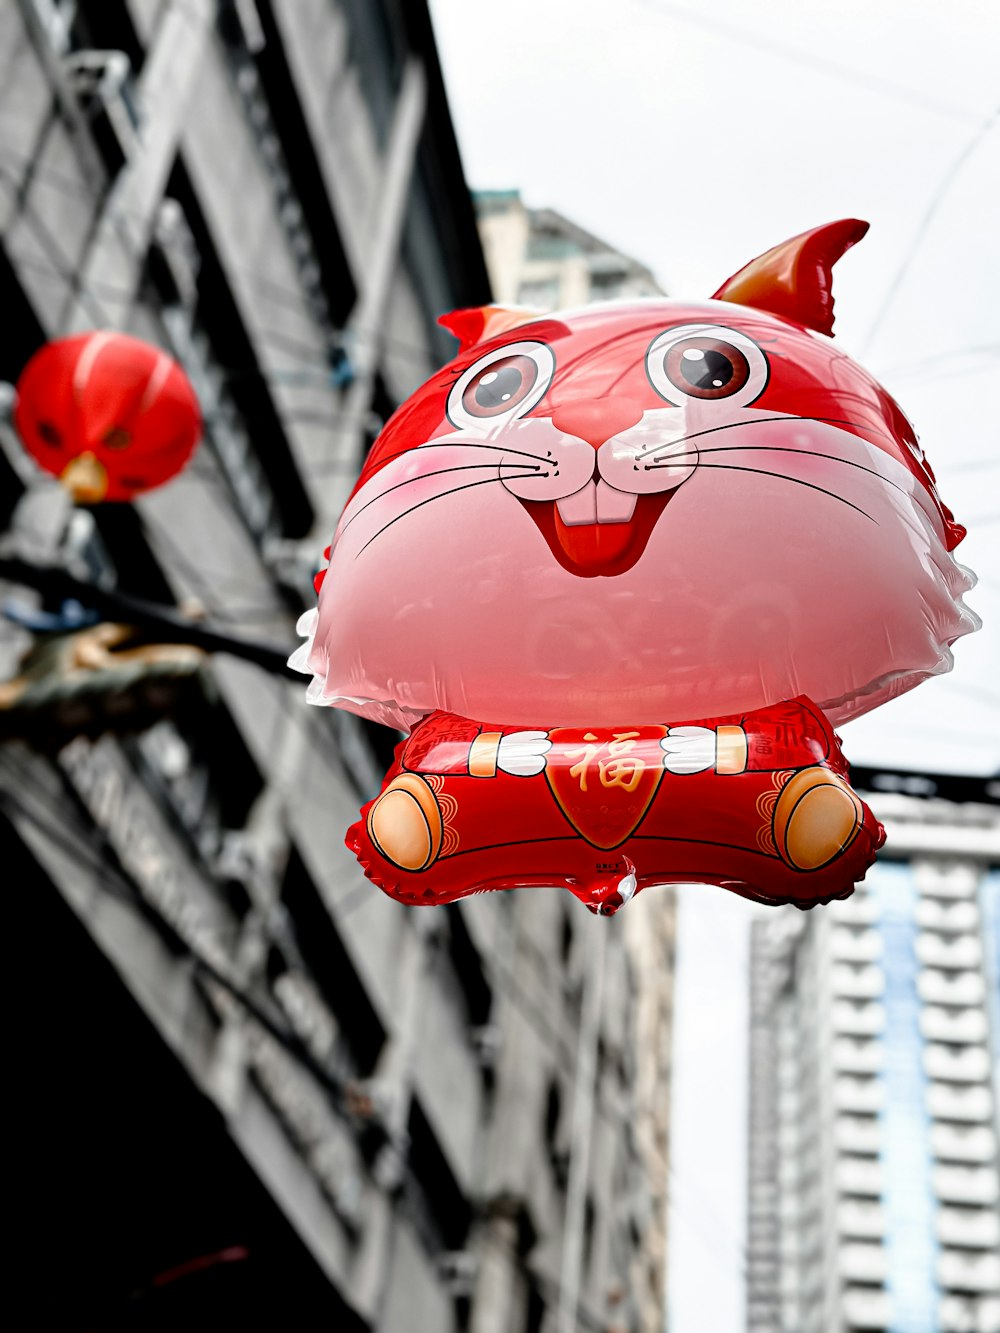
[14, 331, 201, 503]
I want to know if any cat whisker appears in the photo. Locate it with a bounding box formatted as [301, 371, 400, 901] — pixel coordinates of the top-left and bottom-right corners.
[643, 443, 908, 494]
[340, 461, 542, 536]
[632, 414, 898, 462]
[645, 459, 877, 522]
[354, 471, 544, 559]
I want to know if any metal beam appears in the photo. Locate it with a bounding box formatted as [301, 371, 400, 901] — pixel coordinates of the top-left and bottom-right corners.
[0, 555, 298, 679]
[322, 55, 427, 529]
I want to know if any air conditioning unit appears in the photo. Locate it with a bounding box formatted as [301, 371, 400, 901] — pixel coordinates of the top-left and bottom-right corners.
[63, 49, 141, 173]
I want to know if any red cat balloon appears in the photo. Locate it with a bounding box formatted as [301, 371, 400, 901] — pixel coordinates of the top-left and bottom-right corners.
[292, 221, 978, 913]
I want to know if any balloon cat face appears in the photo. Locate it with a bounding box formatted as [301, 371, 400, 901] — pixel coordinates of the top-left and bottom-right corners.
[297, 221, 977, 732]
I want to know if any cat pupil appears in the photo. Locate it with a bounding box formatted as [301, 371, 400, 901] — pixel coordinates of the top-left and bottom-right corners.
[681, 348, 733, 390]
[475, 365, 524, 408]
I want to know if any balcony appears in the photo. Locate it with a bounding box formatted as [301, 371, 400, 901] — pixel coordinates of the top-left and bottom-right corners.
[927, 1083, 995, 1124]
[831, 999, 885, 1036]
[834, 1075, 884, 1114]
[837, 1156, 884, 1197]
[842, 1288, 891, 1329]
[932, 1164, 1000, 1206]
[937, 1249, 1000, 1294]
[915, 933, 983, 969]
[840, 1242, 888, 1283]
[830, 927, 883, 963]
[924, 1044, 991, 1084]
[832, 1037, 883, 1074]
[918, 865, 980, 900]
[917, 970, 986, 1006]
[932, 1123, 998, 1164]
[937, 1208, 1000, 1249]
[831, 963, 885, 999]
[835, 1115, 881, 1155]
[838, 1199, 887, 1239]
[831, 895, 877, 925]
[920, 1007, 989, 1044]
[938, 1293, 1000, 1332]
[915, 898, 980, 932]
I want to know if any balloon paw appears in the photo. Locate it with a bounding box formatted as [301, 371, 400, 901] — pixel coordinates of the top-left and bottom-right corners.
[367, 773, 444, 872]
[773, 768, 864, 871]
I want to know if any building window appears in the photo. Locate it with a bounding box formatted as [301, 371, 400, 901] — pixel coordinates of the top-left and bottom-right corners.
[517, 276, 561, 310]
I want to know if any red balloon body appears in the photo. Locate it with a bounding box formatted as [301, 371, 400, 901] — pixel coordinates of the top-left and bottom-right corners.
[349, 699, 885, 915]
[14, 332, 201, 502]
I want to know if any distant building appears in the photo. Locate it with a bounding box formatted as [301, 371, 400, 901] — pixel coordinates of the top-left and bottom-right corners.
[746, 787, 1000, 1333]
[1, 6, 672, 1331]
[476, 189, 664, 309]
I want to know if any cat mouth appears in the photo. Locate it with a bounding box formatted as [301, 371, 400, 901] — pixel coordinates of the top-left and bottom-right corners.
[518, 486, 676, 577]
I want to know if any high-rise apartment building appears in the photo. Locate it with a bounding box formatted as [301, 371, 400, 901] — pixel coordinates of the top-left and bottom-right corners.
[747, 785, 1000, 1333]
[2, 5, 672, 1329]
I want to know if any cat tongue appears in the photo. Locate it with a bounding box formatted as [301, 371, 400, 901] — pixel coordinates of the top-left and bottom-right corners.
[552, 481, 639, 570]
[553, 507, 635, 570]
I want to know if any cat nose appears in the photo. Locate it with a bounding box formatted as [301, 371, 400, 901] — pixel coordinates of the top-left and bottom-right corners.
[549, 397, 645, 449]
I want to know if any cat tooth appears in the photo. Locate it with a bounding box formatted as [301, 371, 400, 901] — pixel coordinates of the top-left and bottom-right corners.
[596, 480, 638, 523]
[555, 481, 598, 526]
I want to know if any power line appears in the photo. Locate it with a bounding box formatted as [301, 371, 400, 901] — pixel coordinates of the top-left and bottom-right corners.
[630, 0, 983, 125]
[0, 146, 442, 370]
[862, 103, 1000, 356]
[0, 163, 114, 327]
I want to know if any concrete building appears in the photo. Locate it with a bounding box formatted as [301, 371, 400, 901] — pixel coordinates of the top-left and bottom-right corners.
[475, 189, 663, 311]
[746, 784, 1000, 1333]
[1, 4, 673, 1329]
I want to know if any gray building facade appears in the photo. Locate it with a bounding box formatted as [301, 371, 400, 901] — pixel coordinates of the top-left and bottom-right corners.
[1, 4, 672, 1329]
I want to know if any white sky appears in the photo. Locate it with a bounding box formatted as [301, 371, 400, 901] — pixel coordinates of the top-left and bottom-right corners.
[429, 0, 1000, 779]
[428, 2, 999, 1329]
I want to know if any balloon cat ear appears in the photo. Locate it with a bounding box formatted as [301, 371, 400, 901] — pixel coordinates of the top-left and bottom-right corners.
[438, 304, 550, 353]
[712, 219, 870, 337]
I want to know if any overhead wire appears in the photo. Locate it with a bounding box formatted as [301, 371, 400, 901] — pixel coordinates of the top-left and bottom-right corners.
[0, 146, 443, 371]
[862, 103, 1000, 356]
[0, 161, 115, 328]
[631, 0, 983, 124]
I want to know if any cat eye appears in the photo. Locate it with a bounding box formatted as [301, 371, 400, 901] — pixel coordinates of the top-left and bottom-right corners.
[646, 324, 768, 408]
[447, 340, 555, 432]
